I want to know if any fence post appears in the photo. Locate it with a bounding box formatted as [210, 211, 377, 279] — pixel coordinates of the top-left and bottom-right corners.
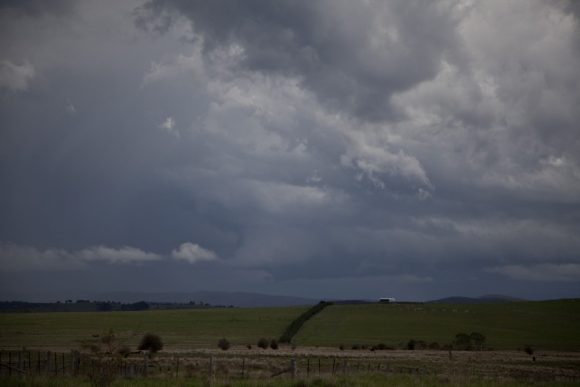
[71, 351, 79, 376]
[143, 353, 149, 377]
[290, 358, 297, 379]
[46, 352, 51, 374]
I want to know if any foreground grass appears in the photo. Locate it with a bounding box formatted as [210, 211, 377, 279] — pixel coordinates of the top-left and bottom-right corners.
[0, 307, 307, 350]
[295, 300, 580, 350]
[2, 374, 579, 387]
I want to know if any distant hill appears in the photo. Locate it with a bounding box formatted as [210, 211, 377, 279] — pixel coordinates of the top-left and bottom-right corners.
[428, 295, 525, 304]
[93, 291, 316, 308]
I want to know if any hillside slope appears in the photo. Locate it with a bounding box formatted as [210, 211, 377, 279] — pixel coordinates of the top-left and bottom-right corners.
[293, 299, 580, 351]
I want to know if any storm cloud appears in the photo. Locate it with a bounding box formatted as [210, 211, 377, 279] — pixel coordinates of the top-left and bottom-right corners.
[1, 0, 579, 301]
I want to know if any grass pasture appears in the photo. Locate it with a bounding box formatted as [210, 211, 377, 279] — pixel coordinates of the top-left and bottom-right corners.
[294, 300, 580, 351]
[0, 307, 307, 350]
[1, 301, 580, 385]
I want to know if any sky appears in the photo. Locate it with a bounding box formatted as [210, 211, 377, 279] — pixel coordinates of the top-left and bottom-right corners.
[1, 0, 579, 302]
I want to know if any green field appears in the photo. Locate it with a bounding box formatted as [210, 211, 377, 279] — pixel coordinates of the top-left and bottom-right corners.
[294, 300, 580, 350]
[0, 307, 307, 350]
[1, 300, 580, 352]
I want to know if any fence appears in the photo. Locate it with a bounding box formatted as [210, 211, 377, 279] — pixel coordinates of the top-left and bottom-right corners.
[0, 350, 426, 380]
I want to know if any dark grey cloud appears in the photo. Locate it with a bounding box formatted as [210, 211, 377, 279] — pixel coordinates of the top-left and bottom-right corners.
[0, 0, 74, 17]
[135, 0, 460, 121]
[1, 0, 579, 301]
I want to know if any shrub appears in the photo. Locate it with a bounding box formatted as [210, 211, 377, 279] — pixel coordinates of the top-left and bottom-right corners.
[138, 333, 163, 354]
[258, 338, 269, 349]
[470, 332, 486, 350]
[218, 338, 230, 351]
[407, 339, 416, 350]
[270, 339, 279, 350]
[453, 333, 472, 350]
[524, 345, 534, 356]
[428, 342, 440, 350]
[351, 344, 360, 350]
[339, 344, 344, 351]
[376, 343, 387, 350]
[246, 344, 252, 350]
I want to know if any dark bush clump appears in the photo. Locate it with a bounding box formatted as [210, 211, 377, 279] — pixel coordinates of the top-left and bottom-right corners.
[218, 338, 230, 351]
[428, 342, 440, 350]
[351, 344, 360, 350]
[407, 339, 416, 350]
[270, 339, 279, 350]
[246, 344, 252, 350]
[257, 338, 269, 349]
[470, 332, 486, 350]
[376, 343, 391, 350]
[339, 344, 344, 351]
[138, 333, 163, 354]
[453, 333, 472, 350]
[524, 345, 534, 356]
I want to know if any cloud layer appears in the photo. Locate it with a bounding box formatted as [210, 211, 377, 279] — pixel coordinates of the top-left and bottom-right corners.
[0, 0, 579, 300]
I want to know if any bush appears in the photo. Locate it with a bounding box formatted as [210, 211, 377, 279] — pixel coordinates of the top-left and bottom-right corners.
[246, 344, 252, 350]
[470, 332, 486, 350]
[257, 338, 269, 349]
[218, 338, 230, 351]
[407, 339, 416, 350]
[339, 344, 344, 351]
[374, 343, 394, 350]
[453, 333, 472, 350]
[270, 339, 279, 350]
[524, 345, 534, 356]
[428, 342, 440, 350]
[138, 333, 163, 354]
[351, 344, 360, 350]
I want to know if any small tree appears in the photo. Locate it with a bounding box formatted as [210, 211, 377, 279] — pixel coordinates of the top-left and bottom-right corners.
[470, 332, 486, 350]
[453, 333, 472, 350]
[257, 338, 269, 349]
[138, 333, 163, 356]
[79, 329, 130, 386]
[270, 339, 279, 350]
[218, 338, 230, 351]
